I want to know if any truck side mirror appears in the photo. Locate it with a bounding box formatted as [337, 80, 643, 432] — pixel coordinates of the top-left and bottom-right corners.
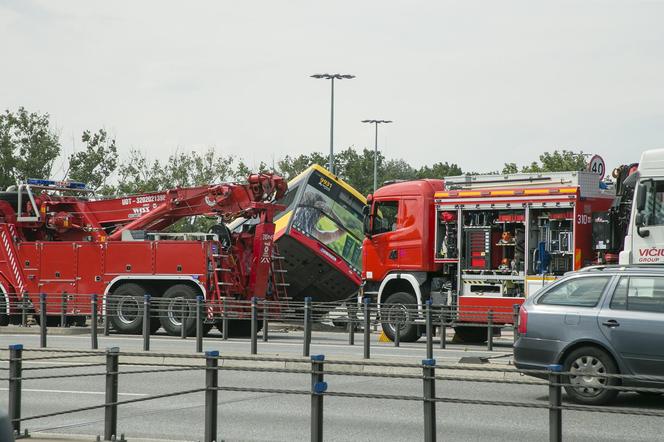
[363, 214, 372, 238]
[635, 212, 650, 238]
[636, 183, 648, 212]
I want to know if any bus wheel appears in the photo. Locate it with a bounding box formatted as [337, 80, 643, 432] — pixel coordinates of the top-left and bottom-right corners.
[108, 283, 146, 334]
[381, 292, 420, 342]
[453, 326, 488, 344]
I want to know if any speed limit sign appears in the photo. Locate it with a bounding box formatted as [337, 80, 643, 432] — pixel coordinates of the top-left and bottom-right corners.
[588, 155, 605, 179]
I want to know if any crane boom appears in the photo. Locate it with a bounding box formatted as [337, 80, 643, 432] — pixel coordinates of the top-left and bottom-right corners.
[7, 174, 286, 242]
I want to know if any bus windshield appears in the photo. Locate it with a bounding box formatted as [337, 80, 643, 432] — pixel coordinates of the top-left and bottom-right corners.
[291, 171, 364, 271]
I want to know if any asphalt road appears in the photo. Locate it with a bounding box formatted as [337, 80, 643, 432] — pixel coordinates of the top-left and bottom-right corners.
[0, 331, 662, 441]
[0, 326, 515, 364]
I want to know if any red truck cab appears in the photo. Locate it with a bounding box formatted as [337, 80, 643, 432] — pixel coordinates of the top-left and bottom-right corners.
[361, 179, 444, 341]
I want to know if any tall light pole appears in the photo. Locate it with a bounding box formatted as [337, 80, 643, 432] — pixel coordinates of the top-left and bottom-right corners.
[311, 73, 355, 173]
[362, 119, 393, 193]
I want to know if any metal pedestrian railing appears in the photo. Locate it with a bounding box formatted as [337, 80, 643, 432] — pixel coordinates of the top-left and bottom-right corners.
[1, 345, 664, 442]
[3, 292, 521, 359]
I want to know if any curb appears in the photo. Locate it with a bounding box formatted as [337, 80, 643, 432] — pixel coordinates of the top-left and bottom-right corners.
[0, 347, 516, 379]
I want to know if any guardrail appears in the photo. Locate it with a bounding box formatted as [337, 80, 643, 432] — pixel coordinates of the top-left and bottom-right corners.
[2, 294, 518, 357]
[1, 345, 663, 442]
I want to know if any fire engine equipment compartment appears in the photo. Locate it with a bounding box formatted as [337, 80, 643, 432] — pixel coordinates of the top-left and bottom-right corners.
[528, 208, 574, 276]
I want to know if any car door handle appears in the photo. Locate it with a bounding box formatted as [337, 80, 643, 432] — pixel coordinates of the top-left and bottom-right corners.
[602, 319, 620, 328]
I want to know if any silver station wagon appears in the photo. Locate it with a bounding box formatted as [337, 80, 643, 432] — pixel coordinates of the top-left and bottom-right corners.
[513, 266, 664, 405]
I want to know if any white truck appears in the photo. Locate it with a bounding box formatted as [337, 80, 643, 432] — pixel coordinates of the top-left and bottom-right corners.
[620, 148, 664, 265]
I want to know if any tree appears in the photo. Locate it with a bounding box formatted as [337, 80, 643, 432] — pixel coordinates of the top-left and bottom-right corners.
[502, 150, 587, 174]
[68, 129, 119, 192]
[277, 152, 328, 180]
[115, 149, 163, 194]
[501, 163, 518, 174]
[0, 107, 61, 189]
[417, 162, 463, 179]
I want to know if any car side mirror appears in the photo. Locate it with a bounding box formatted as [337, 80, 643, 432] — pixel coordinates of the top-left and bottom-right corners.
[635, 212, 650, 238]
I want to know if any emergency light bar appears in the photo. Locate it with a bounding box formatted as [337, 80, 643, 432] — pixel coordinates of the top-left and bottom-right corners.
[27, 178, 87, 189]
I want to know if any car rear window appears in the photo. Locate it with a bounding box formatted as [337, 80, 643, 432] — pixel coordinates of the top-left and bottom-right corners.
[537, 276, 611, 307]
[610, 276, 664, 313]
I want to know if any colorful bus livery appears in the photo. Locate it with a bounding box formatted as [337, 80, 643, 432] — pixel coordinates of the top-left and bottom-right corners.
[273, 165, 366, 303]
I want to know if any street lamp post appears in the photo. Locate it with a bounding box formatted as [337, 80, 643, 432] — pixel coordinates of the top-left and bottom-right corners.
[311, 73, 355, 173]
[362, 119, 393, 193]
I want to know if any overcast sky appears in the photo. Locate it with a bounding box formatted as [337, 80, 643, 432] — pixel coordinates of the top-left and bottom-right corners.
[1, 0, 662, 177]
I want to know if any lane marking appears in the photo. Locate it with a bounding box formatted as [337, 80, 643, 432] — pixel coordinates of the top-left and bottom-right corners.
[0, 387, 146, 397]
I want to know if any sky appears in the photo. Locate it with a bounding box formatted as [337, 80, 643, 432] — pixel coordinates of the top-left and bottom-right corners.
[1, 0, 663, 177]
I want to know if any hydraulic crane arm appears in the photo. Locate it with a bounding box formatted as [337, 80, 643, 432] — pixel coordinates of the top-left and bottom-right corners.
[101, 173, 287, 240]
[17, 174, 286, 241]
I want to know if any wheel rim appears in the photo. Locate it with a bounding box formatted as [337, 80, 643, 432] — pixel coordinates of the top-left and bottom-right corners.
[117, 297, 140, 324]
[569, 355, 608, 396]
[167, 297, 191, 326]
[384, 304, 410, 334]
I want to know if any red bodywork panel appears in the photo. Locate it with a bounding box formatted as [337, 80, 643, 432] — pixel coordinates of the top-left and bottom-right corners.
[457, 296, 523, 324]
[362, 180, 444, 282]
[0, 174, 287, 317]
[363, 174, 618, 327]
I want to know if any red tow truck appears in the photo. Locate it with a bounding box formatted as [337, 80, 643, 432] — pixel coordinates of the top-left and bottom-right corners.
[360, 167, 635, 342]
[0, 175, 287, 335]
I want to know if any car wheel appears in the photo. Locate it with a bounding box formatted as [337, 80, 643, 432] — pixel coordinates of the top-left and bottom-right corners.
[380, 292, 420, 342]
[563, 346, 619, 405]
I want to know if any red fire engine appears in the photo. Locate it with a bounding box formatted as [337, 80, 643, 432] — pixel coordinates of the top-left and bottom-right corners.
[361, 168, 634, 343]
[0, 175, 287, 336]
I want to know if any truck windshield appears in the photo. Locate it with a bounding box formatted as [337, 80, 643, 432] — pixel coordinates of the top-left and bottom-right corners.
[291, 180, 364, 271]
[641, 180, 664, 226]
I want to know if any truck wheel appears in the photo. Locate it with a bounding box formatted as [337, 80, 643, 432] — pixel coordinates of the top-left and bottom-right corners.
[380, 292, 420, 342]
[108, 283, 146, 334]
[453, 326, 488, 344]
[563, 346, 619, 405]
[159, 284, 201, 336]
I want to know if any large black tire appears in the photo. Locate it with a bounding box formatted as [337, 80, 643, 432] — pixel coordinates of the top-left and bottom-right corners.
[563, 346, 620, 405]
[453, 326, 488, 344]
[159, 284, 208, 337]
[216, 319, 263, 338]
[380, 292, 420, 343]
[107, 283, 149, 334]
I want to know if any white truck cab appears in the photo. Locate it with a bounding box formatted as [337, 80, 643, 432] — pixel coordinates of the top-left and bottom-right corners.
[620, 148, 664, 265]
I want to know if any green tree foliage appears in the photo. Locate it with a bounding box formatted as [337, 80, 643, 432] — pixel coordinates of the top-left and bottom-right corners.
[501, 162, 519, 174]
[115, 147, 237, 195]
[502, 150, 587, 174]
[68, 129, 119, 192]
[277, 152, 328, 180]
[278, 148, 464, 195]
[115, 149, 163, 194]
[0, 107, 61, 189]
[417, 162, 463, 179]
